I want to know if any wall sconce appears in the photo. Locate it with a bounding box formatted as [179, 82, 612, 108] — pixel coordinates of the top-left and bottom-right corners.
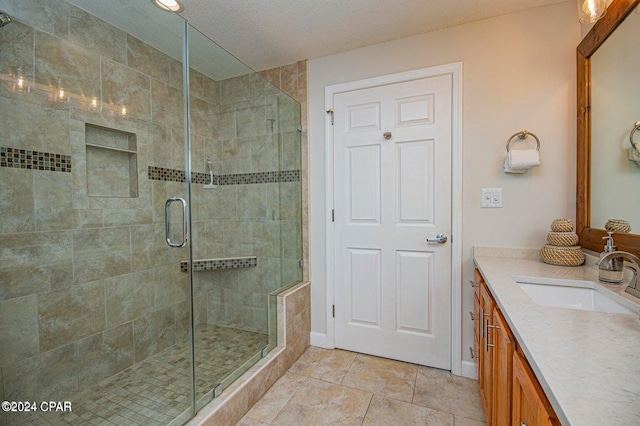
[577, 0, 607, 24]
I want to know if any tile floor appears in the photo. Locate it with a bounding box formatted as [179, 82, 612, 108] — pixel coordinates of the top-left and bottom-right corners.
[7, 325, 268, 426]
[238, 346, 486, 426]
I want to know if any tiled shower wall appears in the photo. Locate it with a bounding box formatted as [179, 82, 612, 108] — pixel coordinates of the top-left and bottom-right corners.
[0, 0, 305, 420]
[194, 62, 306, 333]
[258, 61, 309, 283]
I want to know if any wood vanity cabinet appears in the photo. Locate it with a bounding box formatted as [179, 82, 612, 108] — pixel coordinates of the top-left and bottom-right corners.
[512, 350, 561, 426]
[478, 278, 494, 422]
[492, 308, 514, 424]
[473, 269, 559, 426]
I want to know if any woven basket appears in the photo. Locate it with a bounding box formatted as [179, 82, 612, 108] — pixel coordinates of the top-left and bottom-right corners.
[547, 232, 579, 247]
[550, 218, 575, 233]
[540, 245, 585, 266]
[605, 219, 631, 234]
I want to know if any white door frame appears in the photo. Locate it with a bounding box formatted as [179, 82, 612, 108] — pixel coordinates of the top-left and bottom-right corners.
[325, 63, 463, 376]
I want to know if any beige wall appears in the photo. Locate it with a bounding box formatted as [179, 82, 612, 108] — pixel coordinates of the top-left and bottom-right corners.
[308, 1, 581, 368]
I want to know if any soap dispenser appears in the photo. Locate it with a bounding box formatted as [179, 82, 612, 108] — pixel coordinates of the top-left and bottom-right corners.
[599, 232, 624, 284]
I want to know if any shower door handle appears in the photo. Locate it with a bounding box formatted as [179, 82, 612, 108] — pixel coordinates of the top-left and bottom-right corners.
[165, 197, 187, 248]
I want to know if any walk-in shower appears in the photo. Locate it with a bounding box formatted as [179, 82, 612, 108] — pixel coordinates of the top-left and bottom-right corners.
[0, 0, 303, 425]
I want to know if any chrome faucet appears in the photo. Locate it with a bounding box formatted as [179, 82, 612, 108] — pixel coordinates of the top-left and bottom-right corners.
[598, 251, 640, 298]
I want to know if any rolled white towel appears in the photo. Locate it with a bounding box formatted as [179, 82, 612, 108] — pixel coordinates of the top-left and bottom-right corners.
[504, 149, 540, 173]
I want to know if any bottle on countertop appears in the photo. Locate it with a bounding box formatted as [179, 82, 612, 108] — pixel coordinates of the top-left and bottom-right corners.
[599, 232, 624, 284]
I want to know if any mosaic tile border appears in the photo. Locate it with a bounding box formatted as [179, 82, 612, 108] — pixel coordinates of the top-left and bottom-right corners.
[0, 147, 72, 172]
[180, 256, 258, 272]
[149, 166, 300, 186]
[218, 170, 300, 185]
[148, 166, 186, 183]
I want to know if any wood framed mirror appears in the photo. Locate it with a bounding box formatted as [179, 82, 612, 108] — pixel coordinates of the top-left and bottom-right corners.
[577, 0, 640, 256]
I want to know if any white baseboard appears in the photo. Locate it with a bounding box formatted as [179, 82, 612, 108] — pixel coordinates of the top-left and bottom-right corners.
[461, 360, 478, 380]
[310, 332, 328, 348]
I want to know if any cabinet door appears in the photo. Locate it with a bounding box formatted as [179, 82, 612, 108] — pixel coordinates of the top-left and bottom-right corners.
[512, 350, 558, 426]
[479, 280, 494, 424]
[491, 309, 514, 426]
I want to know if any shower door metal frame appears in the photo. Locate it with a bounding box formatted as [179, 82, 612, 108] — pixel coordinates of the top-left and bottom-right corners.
[182, 20, 197, 420]
[165, 20, 197, 425]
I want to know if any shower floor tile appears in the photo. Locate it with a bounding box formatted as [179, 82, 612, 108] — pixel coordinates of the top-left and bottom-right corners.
[9, 325, 268, 426]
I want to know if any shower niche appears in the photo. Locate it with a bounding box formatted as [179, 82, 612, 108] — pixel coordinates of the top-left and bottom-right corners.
[85, 123, 138, 198]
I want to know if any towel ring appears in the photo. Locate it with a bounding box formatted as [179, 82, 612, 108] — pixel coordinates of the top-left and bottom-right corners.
[506, 130, 540, 152]
[629, 121, 640, 153]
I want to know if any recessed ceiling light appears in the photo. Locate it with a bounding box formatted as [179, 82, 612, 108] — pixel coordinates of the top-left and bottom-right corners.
[151, 0, 184, 13]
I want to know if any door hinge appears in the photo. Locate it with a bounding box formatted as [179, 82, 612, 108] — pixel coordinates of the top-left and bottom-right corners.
[331, 209, 335, 222]
[326, 109, 334, 125]
[332, 305, 335, 318]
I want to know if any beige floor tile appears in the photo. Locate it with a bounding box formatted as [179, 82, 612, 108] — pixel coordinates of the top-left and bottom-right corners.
[341, 353, 418, 403]
[362, 395, 454, 426]
[271, 376, 373, 425]
[288, 346, 356, 384]
[454, 415, 487, 426]
[238, 349, 487, 426]
[236, 416, 271, 426]
[413, 366, 485, 422]
[244, 372, 307, 423]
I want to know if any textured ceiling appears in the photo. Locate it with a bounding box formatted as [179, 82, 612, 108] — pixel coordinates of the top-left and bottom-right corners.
[179, 0, 569, 71]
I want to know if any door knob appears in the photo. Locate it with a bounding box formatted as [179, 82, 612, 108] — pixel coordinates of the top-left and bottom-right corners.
[426, 234, 448, 244]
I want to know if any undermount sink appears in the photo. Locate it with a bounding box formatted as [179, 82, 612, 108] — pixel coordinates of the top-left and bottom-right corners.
[515, 276, 638, 316]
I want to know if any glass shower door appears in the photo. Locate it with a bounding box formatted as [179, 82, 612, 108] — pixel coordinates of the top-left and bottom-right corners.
[185, 24, 303, 414]
[0, 1, 196, 425]
[0, 0, 303, 423]
[186, 24, 272, 414]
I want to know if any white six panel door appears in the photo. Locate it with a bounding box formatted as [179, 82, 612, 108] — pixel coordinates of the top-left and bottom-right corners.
[333, 74, 452, 369]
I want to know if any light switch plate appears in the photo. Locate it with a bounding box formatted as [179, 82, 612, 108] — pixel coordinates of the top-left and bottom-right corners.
[481, 188, 502, 208]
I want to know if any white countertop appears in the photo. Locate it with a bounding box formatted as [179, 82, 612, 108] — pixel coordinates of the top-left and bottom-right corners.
[473, 247, 640, 425]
